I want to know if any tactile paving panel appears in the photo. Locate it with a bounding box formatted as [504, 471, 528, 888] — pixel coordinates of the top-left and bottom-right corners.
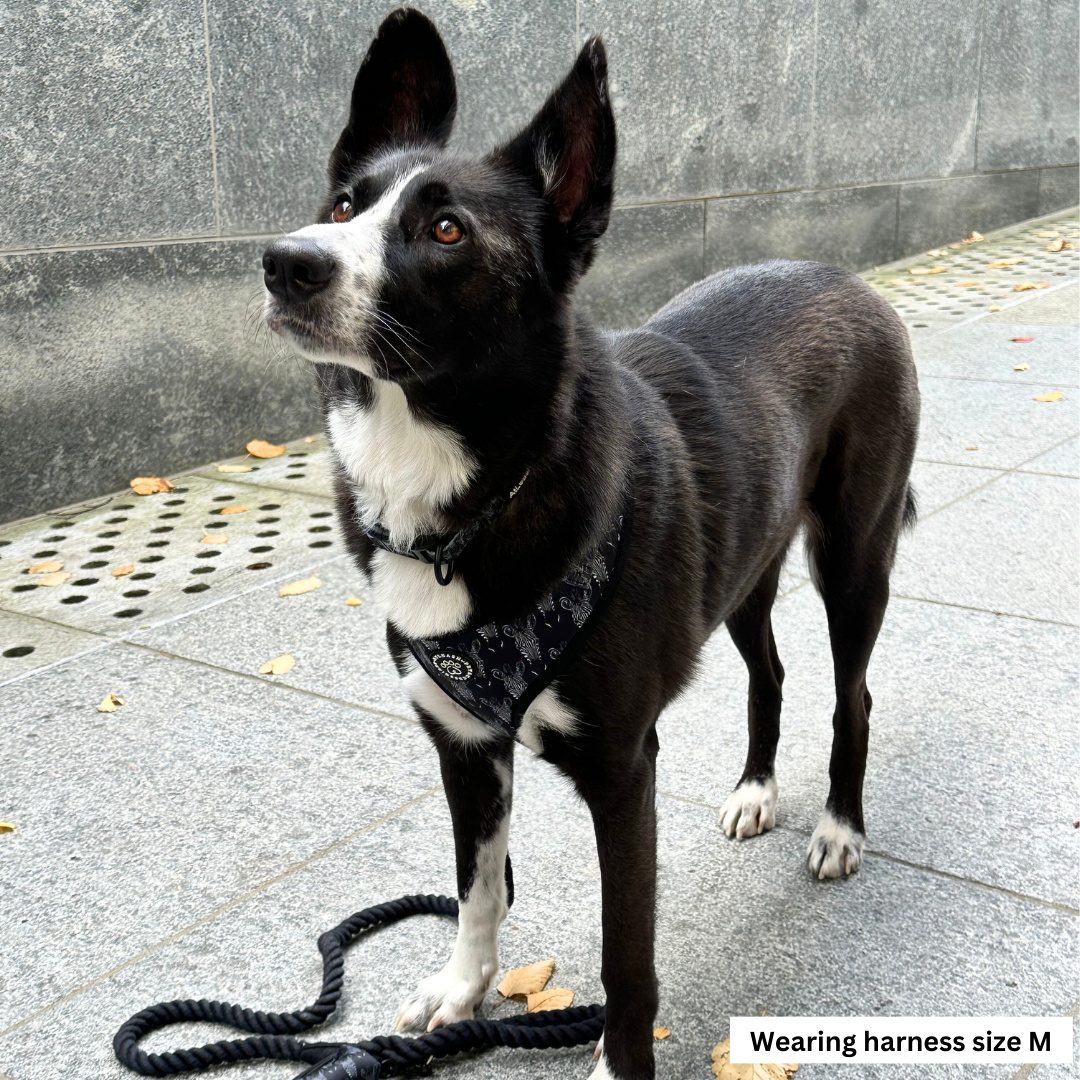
[865, 210, 1079, 326]
[191, 434, 336, 499]
[0, 476, 343, 637]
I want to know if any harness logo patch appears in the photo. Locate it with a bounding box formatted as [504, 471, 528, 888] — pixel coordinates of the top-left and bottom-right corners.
[430, 652, 474, 681]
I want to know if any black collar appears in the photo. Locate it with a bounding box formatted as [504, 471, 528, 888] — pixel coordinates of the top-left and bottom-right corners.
[362, 471, 529, 586]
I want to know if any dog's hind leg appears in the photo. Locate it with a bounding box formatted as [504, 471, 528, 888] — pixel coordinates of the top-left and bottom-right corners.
[719, 551, 786, 839]
[395, 702, 514, 1031]
[805, 447, 912, 878]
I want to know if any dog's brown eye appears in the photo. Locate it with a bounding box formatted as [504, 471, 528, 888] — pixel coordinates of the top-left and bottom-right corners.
[432, 218, 462, 244]
[332, 199, 353, 223]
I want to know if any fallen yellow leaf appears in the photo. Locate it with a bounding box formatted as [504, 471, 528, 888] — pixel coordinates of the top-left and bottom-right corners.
[219, 505, 250, 515]
[654, 1027, 671, 1040]
[988, 305, 1002, 312]
[279, 575, 321, 597]
[987, 257, 1023, 268]
[259, 654, 296, 675]
[0, 822, 14, 834]
[947, 242, 961, 249]
[1013, 362, 1030, 372]
[97, 692, 126, 713]
[954, 281, 981, 287]
[1033, 390, 1062, 402]
[37, 572, 71, 587]
[526, 987, 574, 1012]
[961, 230, 985, 244]
[925, 249, 945, 256]
[201, 534, 229, 545]
[246, 439, 285, 459]
[303, 435, 319, 443]
[1014, 282, 1049, 291]
[965, 446, 979, 451]
[217, 463, 253, 473]
[1046, 239, 1073, 251]
[345, 596, 363, 607]
[130, 476, 174, 495]
[1037, 230, 1060, 238]
[111, 564, 135, 577]
[497, 959, 555, 999]
[29, 560, 63, 574]
[909, 265, 947, 275]
[711, 1038, 797, 1079]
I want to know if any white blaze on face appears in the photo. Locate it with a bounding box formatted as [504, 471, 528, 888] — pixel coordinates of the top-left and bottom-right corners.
[265, 165, 424, 373]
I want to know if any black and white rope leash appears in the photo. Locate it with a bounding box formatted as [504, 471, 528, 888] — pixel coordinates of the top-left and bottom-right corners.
[113, 893, 604, 1078]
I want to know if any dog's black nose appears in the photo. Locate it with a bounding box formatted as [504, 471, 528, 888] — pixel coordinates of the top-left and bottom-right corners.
[262, 240, 336, 302]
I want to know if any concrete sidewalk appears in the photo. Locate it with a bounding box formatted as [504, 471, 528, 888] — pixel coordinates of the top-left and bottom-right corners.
[1, 211, 1077, 1080]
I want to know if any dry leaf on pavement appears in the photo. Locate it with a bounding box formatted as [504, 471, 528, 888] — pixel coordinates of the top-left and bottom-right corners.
[1009, 336, 1034, 342]
[526, 987, 574, 1012]
[201, 534, 228, 545]
[259, 654, 296, 675]
[220, 505, 250, 515]
[961, 230, 984, 244]
[217, 464, 253, 473]
[0, 822, 15, 834]
[1037, 230, 1060, 238]
[345, 596, 363, 607]
[37, 572, 71, 587]
[654, 1027, 671, 1040]
[711, 1038, 797, 1079]
[29, 560, 63, 574]
[1046, 239, 1073, 251]
[246, 439, 285, 458]
[130, 476, 174, 495]
[112, 564, 135, 577]
[954, 281, 980, 287]
[97, 692, 126, 713]
[988, 305, 1002, 312]
[1033, 390, 1062, 402]
[497, 959, 555, 999]
[909, 266, 947, 275]
[1013, 282, 1049, 291]
[988, 257, 1023, 268]
[965, 446, 978, 451]
[279, 575, 321, 597]
[1014, 362, 1030, 372]
[303, 435, 319, 443]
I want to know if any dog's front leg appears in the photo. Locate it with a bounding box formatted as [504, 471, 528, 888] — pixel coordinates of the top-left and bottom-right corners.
[584, 733, 660, 1079]
[396, 726, 514, 1032]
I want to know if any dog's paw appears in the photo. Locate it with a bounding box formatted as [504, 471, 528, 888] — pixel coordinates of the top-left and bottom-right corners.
[394, 960, 496, 1032]
[806, 812, 864, 879]
[587, 1051, 617, 1079]
[719, 778, 778, 839]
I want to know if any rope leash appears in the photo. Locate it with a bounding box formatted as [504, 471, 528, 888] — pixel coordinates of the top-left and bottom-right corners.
[113, 893, 604, 1078]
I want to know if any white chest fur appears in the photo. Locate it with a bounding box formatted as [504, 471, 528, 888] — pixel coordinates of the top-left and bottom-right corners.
[327, 381, 476, 637]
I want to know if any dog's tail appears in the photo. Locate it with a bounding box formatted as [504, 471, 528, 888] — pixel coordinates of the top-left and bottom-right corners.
[901, 484, 918, 530]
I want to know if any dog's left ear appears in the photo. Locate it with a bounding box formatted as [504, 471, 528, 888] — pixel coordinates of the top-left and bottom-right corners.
[494, 37, 616, 286]
[330, 8, 457, 186]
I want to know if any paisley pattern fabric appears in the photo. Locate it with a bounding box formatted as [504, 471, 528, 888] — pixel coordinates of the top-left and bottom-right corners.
[408, 504, 632, 738]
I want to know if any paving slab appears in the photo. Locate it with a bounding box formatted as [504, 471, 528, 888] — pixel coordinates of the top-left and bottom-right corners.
[915, 378, 1077, 471]
[656, 587, 1079, 908]
[0, 476, 345, 638]
[0, 645, 439, 1026]
[890, 471, 1079, 626]
[0, 760, 1073, 1080]
[908, 460, 1007, 516]
[191, 434, 336, 500]
[0, 610, 104, 683]
[984, 281, 1079, 327]
[1023, 436, 1079, 478]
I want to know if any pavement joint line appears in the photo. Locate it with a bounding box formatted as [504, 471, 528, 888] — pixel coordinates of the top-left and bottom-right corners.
[0, 555, 351, 690]
[923, 277, 1080, 338]
[915, 432, 1079, 524]
[188, 477, 335, 501]
[656, 790, 1080, 916]
[918, 373, 1080, 389]
[1008, 1001, 1080, 1080]
[121, 639, 419, 729]
[891, 593, 1079, 629]
[916, 455, 1077, 479]
[0, 784, 444, 1042]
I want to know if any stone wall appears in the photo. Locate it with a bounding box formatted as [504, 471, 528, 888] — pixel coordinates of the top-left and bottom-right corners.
[2, 0, 1077, 520]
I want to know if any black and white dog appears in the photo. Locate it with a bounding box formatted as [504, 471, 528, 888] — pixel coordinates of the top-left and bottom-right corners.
[262, 10, 919, 1078]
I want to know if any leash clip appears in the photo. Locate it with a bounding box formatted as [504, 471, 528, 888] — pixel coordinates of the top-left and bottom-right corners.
[292, 1044, 381, 1080]
[432, 542, 455, 587]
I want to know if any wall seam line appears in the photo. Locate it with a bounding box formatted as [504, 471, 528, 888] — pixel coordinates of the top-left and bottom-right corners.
[973, 0, 987, 174]
[202, 0, 222, 235]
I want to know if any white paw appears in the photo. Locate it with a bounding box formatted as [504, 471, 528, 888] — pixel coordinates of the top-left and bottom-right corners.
[806, 811, 864, 879]
[394, 959, 497, 1032]
[719, 778, 778, 839]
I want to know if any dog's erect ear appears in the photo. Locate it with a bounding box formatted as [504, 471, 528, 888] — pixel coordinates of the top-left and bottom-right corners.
[494, 37, 616, 284]
[329, 8, 457, 185]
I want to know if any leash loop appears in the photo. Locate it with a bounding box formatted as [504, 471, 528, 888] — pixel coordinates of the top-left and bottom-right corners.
[113, 892, 603, 1078]
[432, 543, 455, 586]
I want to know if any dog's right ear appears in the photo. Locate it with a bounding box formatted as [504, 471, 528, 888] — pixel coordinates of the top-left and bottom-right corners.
[329, 8, 457, 186]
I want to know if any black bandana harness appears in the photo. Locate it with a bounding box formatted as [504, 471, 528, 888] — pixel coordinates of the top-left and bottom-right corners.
[369, 489, 633, 740]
